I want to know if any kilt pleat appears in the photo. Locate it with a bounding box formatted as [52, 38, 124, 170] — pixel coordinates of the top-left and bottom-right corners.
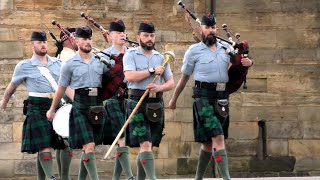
[69, 94, 105, 149]
[192, 87, 229, 142]
[125, 96, 164, 148]
[21, 97, 54, 153]
[102, 96, 125, 145]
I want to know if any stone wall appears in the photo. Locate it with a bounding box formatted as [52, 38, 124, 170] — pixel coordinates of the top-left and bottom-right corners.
[0, 0, 320, 178]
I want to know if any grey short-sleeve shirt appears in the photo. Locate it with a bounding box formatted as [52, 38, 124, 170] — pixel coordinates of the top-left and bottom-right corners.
[181, 41, 234, 83]
[123, 47, 173, 90]
[11, 54, 61, 93]
[58, 52, 108, 89]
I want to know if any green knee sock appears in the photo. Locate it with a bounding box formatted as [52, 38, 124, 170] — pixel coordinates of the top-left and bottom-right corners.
[78, 152, 88, 180]
[112, 158, 122, 180]
[39, 152, 54, 178]
[214, 149, 231, 180]
[83, 152, 99, 180]
[56, 150, 62, 178]
[140, 151, 156, 180]
[37, 153, 46, 180]
[136, 153, 146, 180]
[195, 149, 212, 180]
[60, 148, 73, 180]
[116, 147, 133, 179]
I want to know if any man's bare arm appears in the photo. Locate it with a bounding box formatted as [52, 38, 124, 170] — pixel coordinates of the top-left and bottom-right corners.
[0, 83, 18, 111]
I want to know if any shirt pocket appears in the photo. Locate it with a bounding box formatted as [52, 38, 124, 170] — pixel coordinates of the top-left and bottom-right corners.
[51, 69, 60, 82]
[218, 54, 230, 69]
[197, 58, 216, 72]
[28, 73, 43, 89]
[93, 65, 103, 75]
[72, 68, 88, 82]
[92, 65, 103, 85]
[136, 63, 148, 71]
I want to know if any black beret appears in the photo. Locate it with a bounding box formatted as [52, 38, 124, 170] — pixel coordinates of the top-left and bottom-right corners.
[75, 26, 92, 38]
[138, 21, 155, 33]
[30, 31, 47, 41]
[201, 13, 216, 26]
[109, 19, 125, 32]
[60, 28, 76, 42]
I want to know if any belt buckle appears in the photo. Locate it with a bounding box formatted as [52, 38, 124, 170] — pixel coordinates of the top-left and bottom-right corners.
[88, 88, 98, 96]
[149, 92, 156, 98]
[216, 83, 226, 91]
[49, 92, 55, 99]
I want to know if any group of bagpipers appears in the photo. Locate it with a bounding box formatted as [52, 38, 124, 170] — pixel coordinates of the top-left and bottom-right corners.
[0, 4, 253, 180]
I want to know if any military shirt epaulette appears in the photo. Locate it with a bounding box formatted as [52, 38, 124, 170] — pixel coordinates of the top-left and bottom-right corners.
[18, 59, 31, 66]
[50, 57, 62, 63]
[188, 42, 202, 50]
[126, 47, 138, 53]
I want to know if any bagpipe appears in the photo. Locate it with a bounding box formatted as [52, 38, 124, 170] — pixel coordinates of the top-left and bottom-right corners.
[177, 0, 250, 94]
[80, 12, 139, 47]
[221, 24, 249, 93]
[51, 20, 77, 56]
[91, 47, 126, 100]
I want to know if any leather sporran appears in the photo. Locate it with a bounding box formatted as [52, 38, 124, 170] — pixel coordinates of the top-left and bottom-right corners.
[214, 99, 229, 118]
[23, 99, 28, 115]
[144, 102, 163, 122]
[88, 106, 105, 124]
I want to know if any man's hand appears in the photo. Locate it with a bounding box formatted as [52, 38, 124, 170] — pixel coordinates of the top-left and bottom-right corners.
[241, 57, 253, 67]
[168, 99, 177, 110]
[0, 99, 7, 112]
[46, 108, 55, 122]
[154, 66, 165, 75]
[146, 83, 163, 93]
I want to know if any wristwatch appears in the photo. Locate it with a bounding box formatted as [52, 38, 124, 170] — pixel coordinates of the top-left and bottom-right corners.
[148, 68, 155, 75]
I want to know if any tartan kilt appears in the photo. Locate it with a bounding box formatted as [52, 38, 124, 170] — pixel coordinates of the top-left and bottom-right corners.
[69, 94, 106, 149]
[22, 96, 63, 153]
[125, 96, 165, 148]
[192, 87, 230, 142]
[102, 96, 125, 145]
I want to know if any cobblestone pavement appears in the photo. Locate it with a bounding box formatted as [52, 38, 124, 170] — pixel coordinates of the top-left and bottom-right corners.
[2, 177, 320, 180]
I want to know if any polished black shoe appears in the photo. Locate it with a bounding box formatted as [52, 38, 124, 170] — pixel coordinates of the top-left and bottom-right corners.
[128, 177, 135, 180]
[49, 176, 56, 180]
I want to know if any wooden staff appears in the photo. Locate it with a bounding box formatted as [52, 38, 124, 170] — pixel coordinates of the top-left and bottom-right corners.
[103, 51, 175, 159]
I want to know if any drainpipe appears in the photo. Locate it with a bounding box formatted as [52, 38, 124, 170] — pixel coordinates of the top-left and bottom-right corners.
[211, 0, 216, 16]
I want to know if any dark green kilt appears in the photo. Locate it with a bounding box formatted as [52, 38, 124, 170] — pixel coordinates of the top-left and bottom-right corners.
[22, 96, 63, 153]
[102, 96, 125, 145]
[125, 96, 164, 148]
[192, 87, 230, 142]
[69, 94, 105, 149]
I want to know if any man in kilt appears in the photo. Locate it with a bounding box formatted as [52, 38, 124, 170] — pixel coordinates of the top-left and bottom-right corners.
[101, 19, 134, 180]
[55, 27, 77, 180]
[47, 26, 108, 180]
[123, 21, 174, 180]
[0, 31, 74, 180]
[169, 15, 253, 180]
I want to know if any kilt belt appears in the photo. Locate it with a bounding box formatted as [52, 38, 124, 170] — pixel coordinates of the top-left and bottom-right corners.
[195, 80, 226, 92]
[128, 89, 163, 99]
[29, 92, 55, 99]
[75, 87, 99, 96]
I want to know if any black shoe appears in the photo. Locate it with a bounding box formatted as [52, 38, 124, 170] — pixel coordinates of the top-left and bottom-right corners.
[128, 177, 135, 180]
[49, 176, 56, 180]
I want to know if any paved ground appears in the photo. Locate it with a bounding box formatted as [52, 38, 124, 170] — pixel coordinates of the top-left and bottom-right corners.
[158, 178, 320, 180]
[2, 177, 320, 180]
